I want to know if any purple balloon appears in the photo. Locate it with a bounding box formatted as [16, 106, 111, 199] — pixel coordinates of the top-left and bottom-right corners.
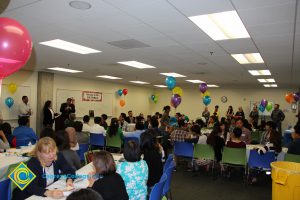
[293, 92, 300, 102]
[199, 83, 208, 93]
[260, 99, 268, 107]
[171, 94, 182, 108]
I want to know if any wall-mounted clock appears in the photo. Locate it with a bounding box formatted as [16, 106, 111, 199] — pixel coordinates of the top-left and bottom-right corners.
[221, 96, 227, 103]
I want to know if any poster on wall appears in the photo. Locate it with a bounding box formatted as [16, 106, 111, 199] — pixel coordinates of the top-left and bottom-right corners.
[82, 91, 102, 102]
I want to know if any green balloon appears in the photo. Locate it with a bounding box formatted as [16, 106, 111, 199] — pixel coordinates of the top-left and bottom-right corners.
[154, 97, 158, 103]
[266, 102, 273, 111]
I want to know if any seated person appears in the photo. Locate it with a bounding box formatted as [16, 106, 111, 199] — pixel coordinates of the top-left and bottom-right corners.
[258, 121, 282, 154]
[67, 189, 104, 200]
[118, 113, 129, 132]
[287, 123, 300, 155]
[0, 130, 10, 149]
[170, 119, 189, 142]
[117, 141, 148, 200]
[100, 114, 108, 130]
[74, 121, 89, 144]
[207, 126, 225, 162]
[40, 127, 55, 140]
[82, 115, 91, 132]
[13, 116, 38, 147]
[65, 127, 79, 150]
[0, 122, 16, 148]
[12, 137, 75, 200]
[235, 119, 251, 144]
[226, 127, 246, 148]
[185, 124, 207, 144]
[106, 118, 124, 145]
[124, 121, 145, 143]
[88, 151, 129, 200]
[90, 116, 106, 136]
[64, 113, 76, 128]
[55, 130, 81, 170]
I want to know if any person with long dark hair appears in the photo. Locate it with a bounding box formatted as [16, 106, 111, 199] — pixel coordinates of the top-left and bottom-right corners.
[43, 100, 57, 128]
[159, 106, 171, 132]
[207, 126, 225, 162]
[226, 106, 234, 120]
[107, 118, 124, 143]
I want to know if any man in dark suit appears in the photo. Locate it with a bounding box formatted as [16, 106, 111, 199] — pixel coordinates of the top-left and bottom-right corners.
[60, 98, 76, 117]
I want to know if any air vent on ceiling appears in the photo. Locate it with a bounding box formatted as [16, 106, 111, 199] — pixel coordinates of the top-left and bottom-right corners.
[108, 39, 151, 49]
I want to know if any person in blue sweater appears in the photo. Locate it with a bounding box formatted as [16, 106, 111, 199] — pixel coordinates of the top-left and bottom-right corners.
[13, 116, 38, 147]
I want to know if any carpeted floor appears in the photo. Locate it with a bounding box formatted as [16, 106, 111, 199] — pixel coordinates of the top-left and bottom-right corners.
[171, 165, 272, 200]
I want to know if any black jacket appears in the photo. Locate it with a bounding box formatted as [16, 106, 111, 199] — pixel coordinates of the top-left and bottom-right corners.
[43, 108, 54, 126]
[60, 103, 76, 117]
[12, 153, 76, 200]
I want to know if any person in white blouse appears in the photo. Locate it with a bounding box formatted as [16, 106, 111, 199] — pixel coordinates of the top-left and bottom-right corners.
[90, 116, 106, 136]
[82, 115, 91, 132]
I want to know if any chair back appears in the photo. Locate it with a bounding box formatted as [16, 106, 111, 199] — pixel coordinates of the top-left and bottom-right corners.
[222, 147, 247, 166]
[174, 142, 194, 158]
[76, 143, 89, 161]
[124, 137, 139, 146]
[161, 161, 175, 196]
[251, 131, 262, 143]
[248, 150, 275, 169]
[89, 133, 105, 147]
[16, 139, 30, 147]
[149, 174, 167, 200]
[106, 134, 122, 149]
[163, 154, 173, 173]
[284, 153, 300, 163]
[193, 144, 214, 160]
[0, 179, 11, 200]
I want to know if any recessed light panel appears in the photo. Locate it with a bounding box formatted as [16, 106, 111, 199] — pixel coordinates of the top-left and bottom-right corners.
[48, 67, 82, 73]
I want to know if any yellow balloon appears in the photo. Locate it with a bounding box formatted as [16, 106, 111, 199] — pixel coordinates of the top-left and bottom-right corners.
[8, 82, 17, 94]
[201, 91, 210, 97]
[172, 87, 183, 96]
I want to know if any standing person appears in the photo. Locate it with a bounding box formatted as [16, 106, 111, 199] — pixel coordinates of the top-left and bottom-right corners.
[43, 100, 57, 128]
[271, 104, 285, 134]
[19, 96, 32, 125]
[60, 98, 76, 119]
[119, 113, 128, 132]
[235, 106, 245, 119]
[226, 106, 234, 121]
[126, 110, 135, 124]
[202, 107, 210, 125]
[249, 105, 259, 128]
[213, 105, 219, 119]
[159, 106, 171, 132]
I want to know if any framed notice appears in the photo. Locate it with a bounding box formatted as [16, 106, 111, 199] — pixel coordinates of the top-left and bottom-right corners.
[82, 91, 102, 102]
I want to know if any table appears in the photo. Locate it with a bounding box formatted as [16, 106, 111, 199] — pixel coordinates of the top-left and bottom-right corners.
[26, 153, 123, 200]
[0, 146, 34, 181]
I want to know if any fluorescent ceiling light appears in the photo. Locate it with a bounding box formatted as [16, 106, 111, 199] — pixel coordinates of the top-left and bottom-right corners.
[129, 81, 150, 84]
[96, 75, 122, 79]
[231, 53, 264, 64]
[207, 84, 219, 87]
[40, 39, 101, 54]
[264, 84, 277, 87]
[188, 10, 250, 41]
[117, 61, 156, 69]
[160, 72, 186, 77]
[48, 67, 82, 73]
[258, 79, 275, 83]
[154, 85, 167, 88]
[186, 80, 205, 83]
[248, 70, 271, 76]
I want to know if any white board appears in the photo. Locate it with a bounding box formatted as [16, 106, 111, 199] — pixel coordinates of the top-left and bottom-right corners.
[0, 84, 31, 120]
[55, 89, 113, 117]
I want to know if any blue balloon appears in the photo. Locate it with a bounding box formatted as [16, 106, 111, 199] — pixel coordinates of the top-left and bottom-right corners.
[117, 89, 123, 96]
[151, 95, 155, 101]
[203, 96, 211, 106]
[165, 76, 176, 90]
[259, 104, 265, 112]
[5, 97, 14, 108]
[169, 117, 178, 127]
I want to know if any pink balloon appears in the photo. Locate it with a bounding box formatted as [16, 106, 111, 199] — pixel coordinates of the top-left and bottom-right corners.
[0, 17, 32, 79]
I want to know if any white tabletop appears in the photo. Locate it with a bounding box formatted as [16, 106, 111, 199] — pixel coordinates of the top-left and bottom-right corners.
[26, 153, 123, 200]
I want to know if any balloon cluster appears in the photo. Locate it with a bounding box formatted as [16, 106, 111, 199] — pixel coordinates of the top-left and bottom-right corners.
[285, 92, 300, 104]
[165, 76, 182, 109]
[259, 99, 273, 112]
[199, 83, 211, 106]
[4, 82, 18, 108]
[116, 88, 128, 107]
[150, 94, 158, 103]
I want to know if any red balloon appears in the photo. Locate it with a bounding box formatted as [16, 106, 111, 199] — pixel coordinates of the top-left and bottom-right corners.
[0, 18, 32, 79]
[122, 89, 128, 96]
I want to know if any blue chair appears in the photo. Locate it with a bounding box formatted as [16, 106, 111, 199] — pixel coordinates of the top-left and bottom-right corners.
[89, 133, 105, 149]
[283, 131, 293, 147]
[16, 139, 30, 147]
[248, 150, 276, 170]
[173, 142, 194, 158]
[149, 174, 167, 200]
[76, 143, 89, 161]
[0, 179, 11, 200]
[161, 161, 175, 199]
[124, 137, 139, 145]
[163, 154, 173, 173]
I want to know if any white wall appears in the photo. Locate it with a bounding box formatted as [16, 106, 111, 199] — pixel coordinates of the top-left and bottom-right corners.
[53, 74, 155, 119]
[152, 87, 298, 131]
[1, 70, 38, 131]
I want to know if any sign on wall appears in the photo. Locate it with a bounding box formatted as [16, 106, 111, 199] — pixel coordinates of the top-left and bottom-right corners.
[82, 91, 102, 102]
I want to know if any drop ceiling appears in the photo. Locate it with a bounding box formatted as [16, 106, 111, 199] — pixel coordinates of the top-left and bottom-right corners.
[0, 0, 299, 88]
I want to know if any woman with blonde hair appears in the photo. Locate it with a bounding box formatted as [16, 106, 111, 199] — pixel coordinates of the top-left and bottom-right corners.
[12, 137, 75, 200]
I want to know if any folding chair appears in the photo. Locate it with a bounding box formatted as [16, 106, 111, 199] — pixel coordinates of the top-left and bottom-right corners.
[89, 133, 105, 149]
[284, 153, 300, 163]
[163, 154, 173, 173]
[124, 137, 139, 146]
[76, 143, 89, 162]
[193, 144, 215, 174]
[106, 135, 122, 152]
[161, 161, 175, 200]
[0, 179, 11, 200]
[173, 142, 194, 158]
[149, 174, 167, 200]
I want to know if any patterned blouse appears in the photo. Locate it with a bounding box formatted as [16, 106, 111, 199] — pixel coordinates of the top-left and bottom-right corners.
[117, 160, 148, 200]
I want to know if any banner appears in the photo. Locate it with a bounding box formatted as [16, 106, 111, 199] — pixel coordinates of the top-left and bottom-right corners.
[82, 91, 102, 102]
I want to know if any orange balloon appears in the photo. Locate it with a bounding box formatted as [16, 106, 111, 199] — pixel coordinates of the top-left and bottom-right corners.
[119, 99, 125, 107]
[285, 93, 294, 104]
